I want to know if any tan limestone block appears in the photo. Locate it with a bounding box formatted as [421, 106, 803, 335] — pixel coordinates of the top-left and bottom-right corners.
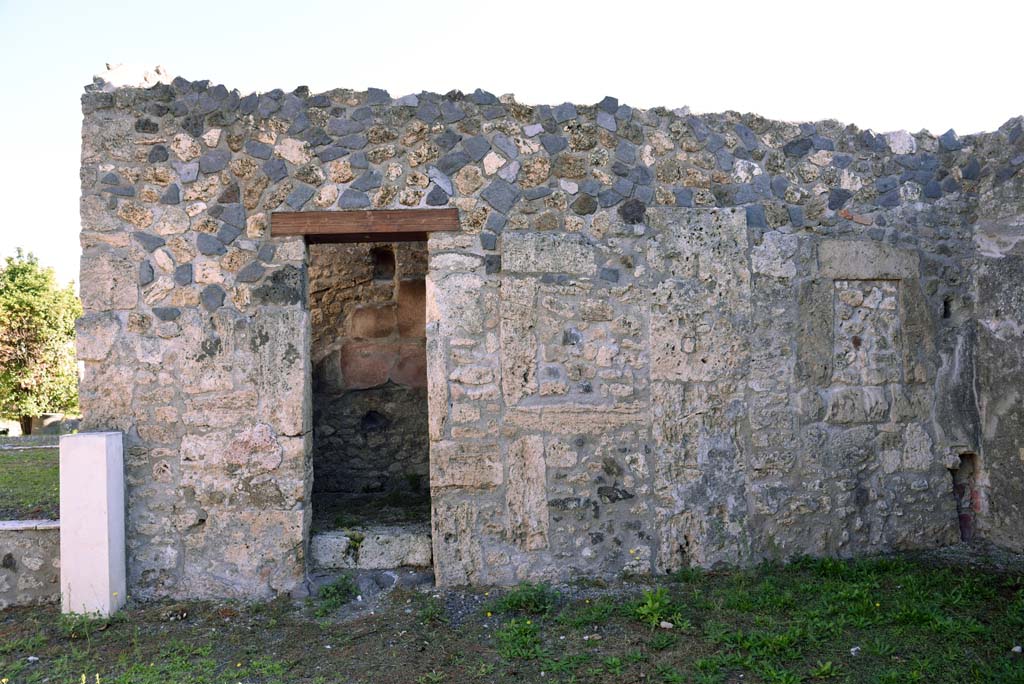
[430, 441, 502, 489]
[506, 435, 549, 551]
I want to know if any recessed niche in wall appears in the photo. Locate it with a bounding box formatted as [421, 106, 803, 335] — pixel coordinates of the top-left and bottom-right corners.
[371, 246, 395, 281]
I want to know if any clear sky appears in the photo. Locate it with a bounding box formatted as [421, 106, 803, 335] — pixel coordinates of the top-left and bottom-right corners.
[0, 0, 1020, 288]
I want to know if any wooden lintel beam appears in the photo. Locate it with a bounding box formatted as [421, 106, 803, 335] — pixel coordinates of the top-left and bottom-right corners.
[304, 232, 433, 244]
[270, 209, 460, 242]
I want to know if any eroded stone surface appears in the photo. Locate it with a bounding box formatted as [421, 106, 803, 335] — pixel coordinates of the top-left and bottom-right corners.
[78, 76, 1023, 596]
[0, 523, 60, 610]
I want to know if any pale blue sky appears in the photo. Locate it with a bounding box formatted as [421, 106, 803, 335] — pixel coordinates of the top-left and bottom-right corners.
[0, 0, 1020, 287]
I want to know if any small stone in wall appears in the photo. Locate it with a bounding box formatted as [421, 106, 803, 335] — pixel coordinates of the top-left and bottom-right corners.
[454, 166, 484, 194]
[618, 198, 646, 224]
[399, 188, 424, 206]
[274, 138, 312, 165]
[483, 151, 506, 175]
[313, 185, 339, 208]
[200, 284, 225, 311]
[426, 186, 449, 206]
[116, 201, 154, 228]
[170, 133, 201, 161]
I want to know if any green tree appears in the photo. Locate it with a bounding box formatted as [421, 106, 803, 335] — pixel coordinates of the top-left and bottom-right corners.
[0, 249, 82, 433]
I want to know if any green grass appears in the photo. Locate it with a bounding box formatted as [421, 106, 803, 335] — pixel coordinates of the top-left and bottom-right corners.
[486, 581, 560, 616]
[0, 447, 58, 519]
[494, 618, 545, 660]
[2, 555, 1023, 683]
[313, 574, 357, 617]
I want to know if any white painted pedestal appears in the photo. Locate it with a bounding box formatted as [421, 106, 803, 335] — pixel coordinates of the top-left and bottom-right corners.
[59, 432, 126, 615]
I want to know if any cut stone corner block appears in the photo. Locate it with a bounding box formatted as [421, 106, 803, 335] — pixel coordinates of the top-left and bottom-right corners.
[59, 431, 126, 616]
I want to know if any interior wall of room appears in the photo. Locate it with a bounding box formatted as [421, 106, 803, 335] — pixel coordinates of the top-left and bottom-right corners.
[309, 242, 429, 495]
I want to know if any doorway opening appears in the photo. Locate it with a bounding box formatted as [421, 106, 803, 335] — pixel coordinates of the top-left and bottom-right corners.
[951, 452, 983, 543]
[307, 241, 431, 569]
[271, 207, 459, 573]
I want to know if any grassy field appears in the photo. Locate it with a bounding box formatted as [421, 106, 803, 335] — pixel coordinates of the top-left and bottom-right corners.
[1, 555, 1022, 683]
[0, 447, 58, 520]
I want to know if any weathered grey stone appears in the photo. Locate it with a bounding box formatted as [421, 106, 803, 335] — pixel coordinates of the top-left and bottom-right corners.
[540, 134, 568, 154]
[425, 185, 449, 206]
[133, 232, 166, 252]
[159, 184, 180, 205]
[436, 151, 471, 176]
[152, 306, 181, 321]
[199, 149, 230, 174]
[285, 183, 316, 209]
[174, 263, 193, 285]
[197, 232, 227, 256]
[462, 136, 490, 162]
[350, 170, 382, 192]
[236, 261, 265, 283]
[263, 158, 288, 183]
[552, 102, 577, 123]
[200, 284, 225, 311]
[138, 260, 154, 285]
[480, 178, 521, 213]
[338, 188, 371, 209]
[427, 167, 453, 195]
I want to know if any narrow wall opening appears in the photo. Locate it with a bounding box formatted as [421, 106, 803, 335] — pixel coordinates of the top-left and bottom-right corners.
[306, 241, 431, 571]
[951, 453, 982, 542]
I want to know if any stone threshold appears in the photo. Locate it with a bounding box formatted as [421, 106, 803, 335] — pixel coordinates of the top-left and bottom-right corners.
[0, 519, 60, 531]
[310, 521, 431, 571]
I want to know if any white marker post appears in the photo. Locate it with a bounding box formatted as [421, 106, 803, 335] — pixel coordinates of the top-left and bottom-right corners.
[59, 432, 126, 616]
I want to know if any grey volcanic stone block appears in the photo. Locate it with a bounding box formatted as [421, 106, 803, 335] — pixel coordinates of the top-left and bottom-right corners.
[481, 178, 521, 213]
[199, 149, 231, 174]
[338, 189, 370, 209]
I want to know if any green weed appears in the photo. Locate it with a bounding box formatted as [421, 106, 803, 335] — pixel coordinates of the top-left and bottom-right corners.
[490, 582, 559, 616]
[315, 574, 356, 617]
[495, 618, 545, 660]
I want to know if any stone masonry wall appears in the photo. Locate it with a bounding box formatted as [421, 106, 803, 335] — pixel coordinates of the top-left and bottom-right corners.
[78, 74, 1023, 596]
[973, 120, 1024, 552]
[309, 242, 428, 494]
[0, 522, 60, 609]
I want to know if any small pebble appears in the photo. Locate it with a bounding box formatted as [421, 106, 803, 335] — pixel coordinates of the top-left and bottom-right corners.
[1012, 645, 1022, 653]
[27, 656, 39, 663]
[850, 646, 861, 656]
[659, 621, 674, 629]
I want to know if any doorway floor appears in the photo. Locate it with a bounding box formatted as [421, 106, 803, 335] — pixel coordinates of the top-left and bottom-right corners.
[310, 492, 432, 572]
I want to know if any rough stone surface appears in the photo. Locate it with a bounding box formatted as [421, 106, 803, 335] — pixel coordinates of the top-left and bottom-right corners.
[79, 76, 1024, 596]
[0, 522, 60, 609]
[310, 523, 431, 570]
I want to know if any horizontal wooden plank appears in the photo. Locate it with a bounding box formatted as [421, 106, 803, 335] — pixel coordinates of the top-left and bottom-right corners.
[304, 232, 431, 244]
[271, 209, 460, 239]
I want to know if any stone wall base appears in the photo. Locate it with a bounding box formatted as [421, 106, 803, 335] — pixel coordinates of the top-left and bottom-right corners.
[0, 520, 60, 609]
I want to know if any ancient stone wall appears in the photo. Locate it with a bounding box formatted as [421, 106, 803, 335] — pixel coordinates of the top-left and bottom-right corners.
[973, 120, 1024, 552]
[309, 242, 428, 495]
[78, 74, 1023, 596]
[0, 521, 60, 609]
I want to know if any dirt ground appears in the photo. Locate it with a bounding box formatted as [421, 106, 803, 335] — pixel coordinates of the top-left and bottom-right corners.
[2, 547, 1023, 683]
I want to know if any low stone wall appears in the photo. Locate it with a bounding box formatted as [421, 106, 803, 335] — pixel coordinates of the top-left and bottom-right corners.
[0, 520, 60, 609]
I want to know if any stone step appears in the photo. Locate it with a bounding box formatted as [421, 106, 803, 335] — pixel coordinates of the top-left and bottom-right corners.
[310, 521, 432, 571]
